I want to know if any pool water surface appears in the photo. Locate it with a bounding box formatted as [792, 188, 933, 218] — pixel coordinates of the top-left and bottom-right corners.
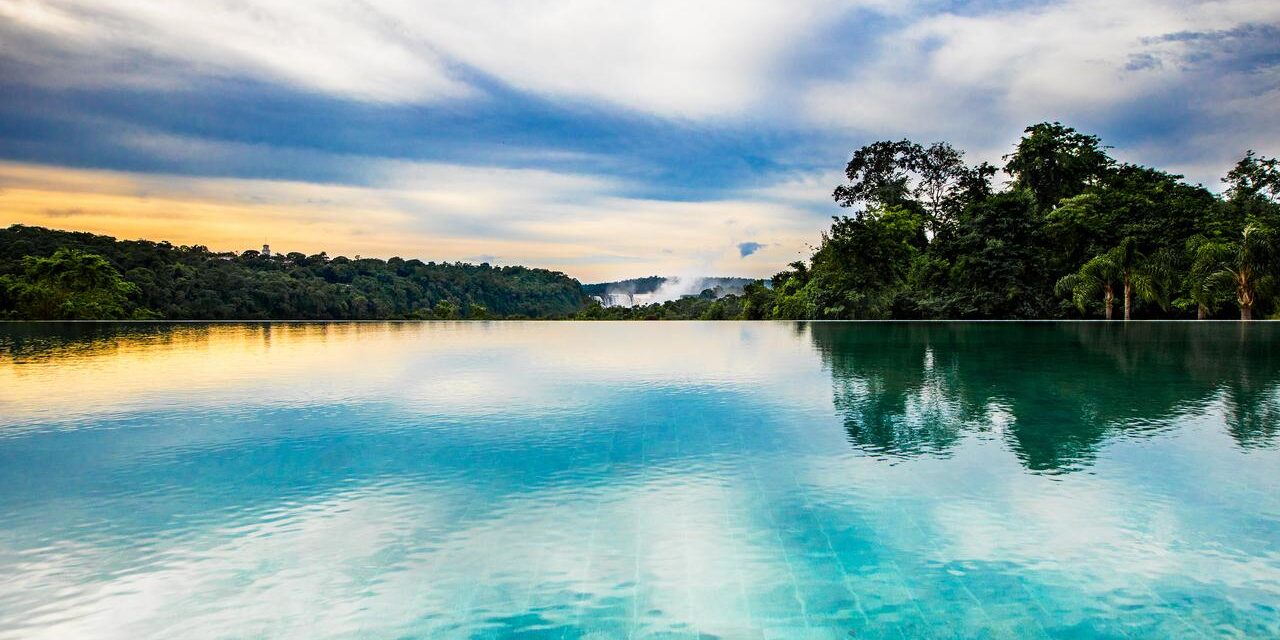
[0, 321, 1277, 638]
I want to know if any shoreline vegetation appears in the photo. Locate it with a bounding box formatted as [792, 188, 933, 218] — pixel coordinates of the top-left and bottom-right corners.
[2, 122, 1277, 322]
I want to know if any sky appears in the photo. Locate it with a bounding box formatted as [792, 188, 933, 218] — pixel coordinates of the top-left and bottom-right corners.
[0, 0, 1277, 282]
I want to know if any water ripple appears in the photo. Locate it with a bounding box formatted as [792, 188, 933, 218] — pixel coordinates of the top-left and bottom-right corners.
[0, 322, 1278, 638]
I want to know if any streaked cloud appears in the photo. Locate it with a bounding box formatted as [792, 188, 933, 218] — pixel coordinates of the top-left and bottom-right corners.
[0, 0, 470, 101]
[0, 0, 1277, 278]
[0, 0, 861, 117]
[803, 0, 1280, 181]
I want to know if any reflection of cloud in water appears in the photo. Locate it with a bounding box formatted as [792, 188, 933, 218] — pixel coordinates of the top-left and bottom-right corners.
[2, 473, 792, 639]
[3, 322, 1280, 637]
[0, 322, 826, 428]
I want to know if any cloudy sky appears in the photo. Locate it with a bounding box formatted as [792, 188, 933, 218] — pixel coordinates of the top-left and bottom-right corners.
[1, 0, 1277, 281]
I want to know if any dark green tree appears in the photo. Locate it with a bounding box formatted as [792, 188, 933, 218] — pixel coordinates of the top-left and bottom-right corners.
[799, 207, 923, 319]
[1200, 225, 1276, 320]
[1004, 122, 1112, 211]
[942, 191, 1050, 318]
[1223, 151, 1280, 204]
[1181, 236, 1233, 319]
[0, 225, 588, 320]
[739, 281, 776, 320]
[833, 140, 920, 212]
[1057, 251, 1123, 320]
[833, 140, 979, 235]
[1, 248, 140, 319]
[1056, 238, 1165, 320]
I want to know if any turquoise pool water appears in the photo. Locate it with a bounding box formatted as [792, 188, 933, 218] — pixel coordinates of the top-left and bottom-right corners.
[1, 321, 1278, 639]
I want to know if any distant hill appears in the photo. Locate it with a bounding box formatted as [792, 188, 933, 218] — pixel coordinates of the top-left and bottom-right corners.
[581, 276, 663, 296]
[0, 225, 588, 320]
[583, 276, 759, 307]
[582, 276, 756, 296]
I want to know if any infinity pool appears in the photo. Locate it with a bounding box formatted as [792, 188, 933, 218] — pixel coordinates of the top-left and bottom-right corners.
[1, 322, 1278, 638]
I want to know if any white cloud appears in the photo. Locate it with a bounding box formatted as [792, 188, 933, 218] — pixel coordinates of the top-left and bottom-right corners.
[378, 0, 841, 117]
[804, 0, 1280, 164]
[0, 0, 871, 116]
[3, 0, 1277, 246]
[0, 0, 470, 101]
[1, 0, 1275, 142]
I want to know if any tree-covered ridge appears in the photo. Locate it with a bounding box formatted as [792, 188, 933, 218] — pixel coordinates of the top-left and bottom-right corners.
[581, 276, 756, 297]
[0, 225, 587, 320]
[581, 276, 668, 297]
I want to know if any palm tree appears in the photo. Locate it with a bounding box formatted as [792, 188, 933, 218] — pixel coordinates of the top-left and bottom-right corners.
[1056, 252, 1121, 319]
[1056, 238, 1163, 320]
[1185, 236, 1227, 319]
[1202, 225, 1275, 321]
[1141, 246, 1180, 315]
[1112, 237, 1167, 321]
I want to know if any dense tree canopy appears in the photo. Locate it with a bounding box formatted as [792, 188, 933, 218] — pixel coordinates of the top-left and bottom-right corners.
[690, 122, 1279, 322]
[1, 248, 141, 320]
[0, 226, 587, 320]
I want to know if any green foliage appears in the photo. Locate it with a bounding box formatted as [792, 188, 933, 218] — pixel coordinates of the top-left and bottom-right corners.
[1055, 237, 1170, 319]
[1179, 235, 1233, 318]
[744, 123, 1277, 322]
[740, 281, 776, 320]
[940, 191, 1053, 318]
[433, 299, 458, 320]
[782, 207, 923, 319]
[1003, 122, 1112, 211]
[1197, 225, 1277, 320]
[1221, 151, 1280, 234]
[832, 140, 987, 235]
[1057, 253, 1121, 318]
[571, 290, 748, 321]
[1223, 151, 1280, 204]
[1, 248, 141, 319]
[0, 226, 587, 320]
[466, 303, 490, 320]
[832, 140, 920, 210]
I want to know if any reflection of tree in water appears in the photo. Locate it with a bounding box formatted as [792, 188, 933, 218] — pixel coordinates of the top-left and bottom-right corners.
[809, 322, 1280, 473]
[0, 322, 185, 361]
[0, 322, 421, 363]
[1221, 345, 1280, 450]
[807, 323, 983, 459]
[1226, 390, 1280, 449]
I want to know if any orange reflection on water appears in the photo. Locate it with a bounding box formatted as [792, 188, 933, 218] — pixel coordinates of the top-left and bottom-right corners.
[0, 323, 428, 422]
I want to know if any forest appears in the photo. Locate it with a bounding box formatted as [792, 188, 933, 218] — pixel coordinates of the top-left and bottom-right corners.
[0, 226, 586, 320]
[583, 123, 1280, 321]
[2, 122, 1277, 321]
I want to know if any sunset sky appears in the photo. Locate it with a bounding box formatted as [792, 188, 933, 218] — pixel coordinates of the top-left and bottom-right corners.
[1, 0, 1277, 282]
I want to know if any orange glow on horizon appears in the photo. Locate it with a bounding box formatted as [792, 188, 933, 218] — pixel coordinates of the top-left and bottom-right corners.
[0, 160, 812, 281]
